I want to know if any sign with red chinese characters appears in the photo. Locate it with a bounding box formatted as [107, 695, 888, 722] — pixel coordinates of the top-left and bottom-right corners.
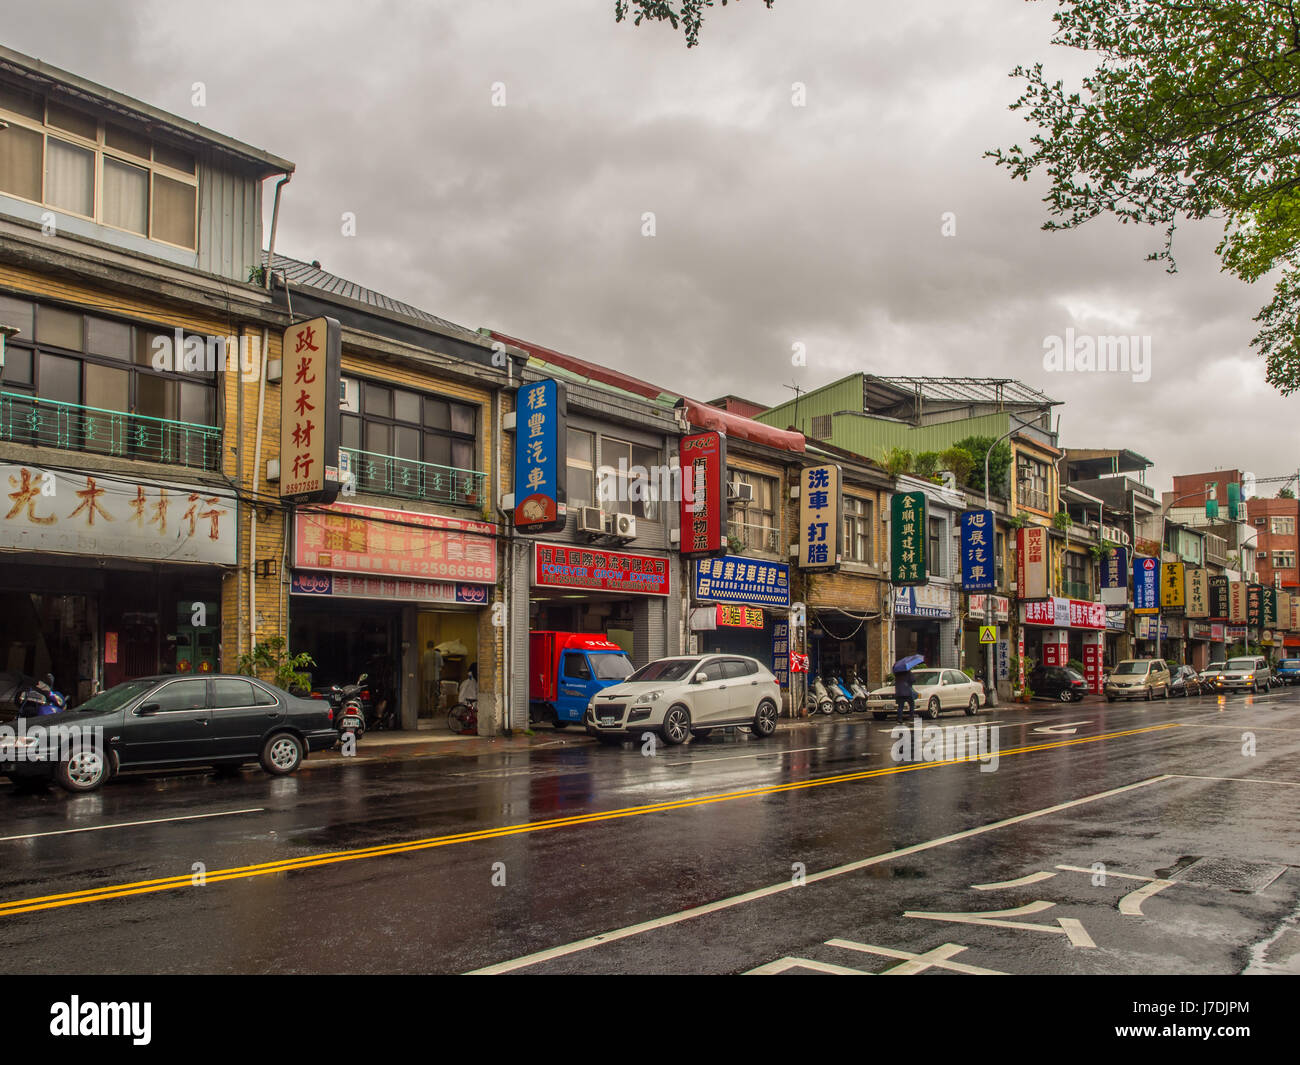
[0, 465, 237, 564]
[279, 316, 342, 505]
[679, 431, 727, 556]
[104, 632, 118, 665]
[533, 543, 670, 596]
[1082, 636, 1103, 693]
[293, 502, 496, 583]
[1016, 526, 1049, 599]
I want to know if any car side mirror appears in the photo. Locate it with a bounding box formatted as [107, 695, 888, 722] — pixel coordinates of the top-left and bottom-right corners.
[137, 703, 161, 716]
[695, 672, 708, 684]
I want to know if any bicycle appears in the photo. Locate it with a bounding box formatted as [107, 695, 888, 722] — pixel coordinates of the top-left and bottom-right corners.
[447, 699, 478, 735]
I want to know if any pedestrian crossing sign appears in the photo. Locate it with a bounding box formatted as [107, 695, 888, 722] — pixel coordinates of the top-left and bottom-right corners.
[979, 626, 996, 644]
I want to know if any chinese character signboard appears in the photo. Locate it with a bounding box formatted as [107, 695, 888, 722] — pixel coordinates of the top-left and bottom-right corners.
[279, 316, 342, 505]
[0, 465, 236, 564]
[1261, 585, 1278, 627]
[890, 491, 927, 585]
[798, 463, 841, 570]
[294, 501, 496, 583]
[771, 620, 790, 688]
[290, 572, 490, 605]
[513, 378, 567, 534]
[1022, 597, 1104, 628]
[534, 543, 669, 596]
[1082, 639, 1103, 693]
[1209, 576, 1229, 619]
[959, 509, 995, 591]
[679, 431, 727, 556]
[1160, 561, 1185, 609]
[894, 584, 953, 619]
[1133, 556, 1160, 614]
[695, 556, 791, 607]
[1100, 546, 1128, 606]
[1185, 567, 1209, 618]
[1017, 526, 1049, 599]
[1247, 583, 1263, 626]
[716, 604, 765, 628]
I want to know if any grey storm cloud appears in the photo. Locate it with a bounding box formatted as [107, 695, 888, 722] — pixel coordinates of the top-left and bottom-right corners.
[4, 0, 1295, 487]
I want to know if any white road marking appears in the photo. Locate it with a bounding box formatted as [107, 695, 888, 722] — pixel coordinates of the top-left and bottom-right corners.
[466, 774, 1170, 974]
[1032, 721, 1093, 736]
[904, 901, 1097, 948]
[1117, 879, 1176, 917]
[664, 746, 827, 767]
[747, 956, 869, 975]
[973, 871, 1057, 890]
[1055, 864, 1156, 883]
[1174, 723, 1300, 733]
[876, 721, 1006, 734]
[0, 807, 265, 843]
[826, 939, 1008, 976]
[1169, 774, 1300, 787]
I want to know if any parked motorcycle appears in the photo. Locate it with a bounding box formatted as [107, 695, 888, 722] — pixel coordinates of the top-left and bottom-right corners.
[846, 668, 871, 713]
[805, 675, 835, 716]
[17, 675, 66, 718]
[829, 675, 855, 715]
[315, 674, 369, 742]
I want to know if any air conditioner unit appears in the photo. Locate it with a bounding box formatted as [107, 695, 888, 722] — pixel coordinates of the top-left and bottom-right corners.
[728, 480, 754, 503]
[613, 513, 637, 539]
[578, 507, 607, 536]
[1120, 531, 1131, 546]
[340, 377, 360, 413]
[1255, 517, 1267, 526]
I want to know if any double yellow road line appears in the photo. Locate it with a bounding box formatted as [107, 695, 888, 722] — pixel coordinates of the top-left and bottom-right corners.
[0, 721, 1178, 918]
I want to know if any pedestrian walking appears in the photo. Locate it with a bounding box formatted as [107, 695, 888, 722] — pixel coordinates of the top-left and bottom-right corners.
[894, 668, 917, 723]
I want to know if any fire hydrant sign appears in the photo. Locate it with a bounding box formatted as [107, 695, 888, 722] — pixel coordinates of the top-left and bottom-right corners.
[279, 316, 342, 505]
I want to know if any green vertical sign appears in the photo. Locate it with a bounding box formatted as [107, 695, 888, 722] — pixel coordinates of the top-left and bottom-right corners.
[890, 491, 928, 585]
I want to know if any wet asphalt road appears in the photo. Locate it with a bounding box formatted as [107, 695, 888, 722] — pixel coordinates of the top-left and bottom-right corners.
[1, 687, 1298, 975]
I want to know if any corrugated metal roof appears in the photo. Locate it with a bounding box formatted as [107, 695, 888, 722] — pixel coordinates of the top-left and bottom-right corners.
[264, 253, 485, 345]
[871, 376, 1058, 406]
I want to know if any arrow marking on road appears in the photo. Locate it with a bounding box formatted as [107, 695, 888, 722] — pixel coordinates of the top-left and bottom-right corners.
[1033, 721, 1093, 735]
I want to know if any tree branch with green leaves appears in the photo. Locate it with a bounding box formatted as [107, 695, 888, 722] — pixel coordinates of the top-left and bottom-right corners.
[989, 0, 1300, 394]
[614, 0, 774, 48]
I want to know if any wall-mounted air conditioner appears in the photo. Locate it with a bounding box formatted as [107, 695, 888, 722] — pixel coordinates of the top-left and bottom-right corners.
[728, 480, 754, 503]
[613, 513, 637, 540]
[578, 507, 607, 536]
[340, 377, 360, 413]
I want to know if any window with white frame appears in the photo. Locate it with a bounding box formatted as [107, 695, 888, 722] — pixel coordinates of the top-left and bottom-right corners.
[928, 515, 946, 577]
[1273, 550, 1296, 569]
[843, 495, 872, 563]
[597, 436, 661, 520]
[0, 80, 199, 250]
[1271, 516, 1296, 536]
[566, 429, 595, 509]
[726, 468, 779, 553]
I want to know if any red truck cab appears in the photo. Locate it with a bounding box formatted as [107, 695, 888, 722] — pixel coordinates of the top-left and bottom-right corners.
[529, 632, 634, 728]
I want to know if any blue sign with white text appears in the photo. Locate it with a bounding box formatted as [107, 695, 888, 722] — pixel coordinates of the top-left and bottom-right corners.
[514, 378, 566, 533]
[959, 509, 995, 591]
[695, 555, 790, 607]
[1133, 555, 1160, 614]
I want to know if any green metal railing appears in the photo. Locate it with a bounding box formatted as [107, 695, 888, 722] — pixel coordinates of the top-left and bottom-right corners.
[0, 391, 221, 471]
[343, 447, 486, 507]
[1061, 580, 1091, 600]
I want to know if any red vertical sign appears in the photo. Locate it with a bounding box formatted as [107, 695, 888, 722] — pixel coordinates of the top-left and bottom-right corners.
[679, 430, 728, 556]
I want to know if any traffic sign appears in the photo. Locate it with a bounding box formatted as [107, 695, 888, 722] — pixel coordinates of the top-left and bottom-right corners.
[979, 625, 997, 644]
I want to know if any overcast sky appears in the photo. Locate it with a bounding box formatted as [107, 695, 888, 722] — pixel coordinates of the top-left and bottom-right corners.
[6, 0, 1297, 495]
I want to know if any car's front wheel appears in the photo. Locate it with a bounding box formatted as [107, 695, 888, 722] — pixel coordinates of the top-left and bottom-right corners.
[753, 699, 778, 738]
[661, 705, 691, 746]
[56, 747, 111, 793]
[260, 732, 304, 776]
[925, 696, 942, 720]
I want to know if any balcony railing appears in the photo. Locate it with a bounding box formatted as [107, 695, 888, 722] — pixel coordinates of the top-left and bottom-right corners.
[727, 519, 780, 554]
[1061, 580, 1091, 600]
[344, 447, 486, 508]
[0, 391, 221, 471]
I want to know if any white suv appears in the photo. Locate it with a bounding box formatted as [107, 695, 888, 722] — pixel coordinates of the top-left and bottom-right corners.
[585, 655, 781, 745]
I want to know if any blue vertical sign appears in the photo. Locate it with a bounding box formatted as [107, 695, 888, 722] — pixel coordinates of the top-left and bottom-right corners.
[1101, 546, 1128, 590]
[514, 378, 567, 534]
[1133, 555, 1160, 615]
[771, 620, 790, 689]
[959, 509, 995, 591]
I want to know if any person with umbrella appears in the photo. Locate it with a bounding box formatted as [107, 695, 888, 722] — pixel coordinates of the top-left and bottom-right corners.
[892, 654, 924, 723]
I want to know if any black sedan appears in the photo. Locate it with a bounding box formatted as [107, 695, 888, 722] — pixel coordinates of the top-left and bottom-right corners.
[0, 674, 337, 793]
[1028, 666, 1089, 703]
[1170, 665, 1202, 697]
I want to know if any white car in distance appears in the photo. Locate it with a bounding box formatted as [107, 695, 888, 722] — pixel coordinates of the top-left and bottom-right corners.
[586, 654, 781, 745]
[867, 668, 985, 720]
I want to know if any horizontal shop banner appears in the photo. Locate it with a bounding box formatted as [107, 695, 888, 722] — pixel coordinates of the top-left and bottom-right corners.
[1022, 597, 1105, 629]
[694, 555, 791, 607]
[894, 583, 952, 619]
[534, 542, 670, 597]
[967, 593, 1010, 622]
[291, 571, 489, 605]
[0, 464, 237, 566]
[294, 501, 496, 584]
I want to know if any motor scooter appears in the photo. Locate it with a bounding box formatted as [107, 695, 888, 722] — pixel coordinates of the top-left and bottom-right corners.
[806, 675, 835, 716]
[314, 674, 369, 742]
[847, 668, 871, 713]
[829, 675, 855, 715]
[17, 675, 66, 717]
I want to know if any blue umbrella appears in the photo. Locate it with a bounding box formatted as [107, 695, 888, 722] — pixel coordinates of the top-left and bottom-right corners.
[892, 654, 925, 673]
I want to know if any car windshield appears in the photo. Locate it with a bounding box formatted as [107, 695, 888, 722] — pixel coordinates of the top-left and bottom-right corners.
[1113, 662, 1150, 675]
[1226, 658, 1257, 670]
[627, 658, 700, 683]
[911, 670, 941, 686]
[71, 679, 156, 712]
[1281, 660, 1300, 669]
[1063, 669, 1085, 681]
[1204, 663, 1224, 672]
[591, 654, 634, 680]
